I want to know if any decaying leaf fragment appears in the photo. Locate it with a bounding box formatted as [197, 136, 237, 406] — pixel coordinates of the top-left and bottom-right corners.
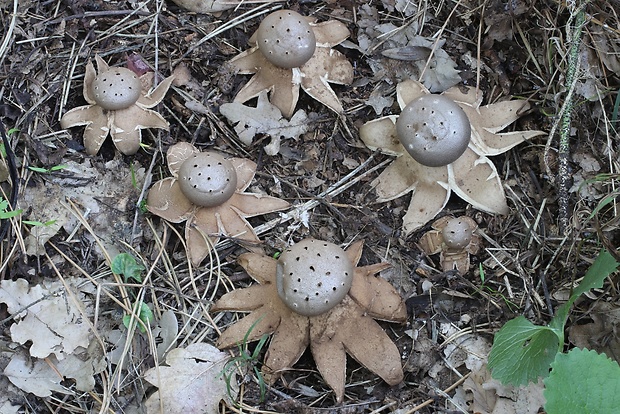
[220, 90, 310, 155]
[357, 6, 460, 92]
[143, 343, 238, 414]
[212, 239, 406, 403]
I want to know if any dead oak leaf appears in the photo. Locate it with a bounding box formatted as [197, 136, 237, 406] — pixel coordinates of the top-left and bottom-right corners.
[220, 90, 310, 155]
[0, 278, 92, 360]
[143, 343, 238, 414]
[4, 351, 106, 398]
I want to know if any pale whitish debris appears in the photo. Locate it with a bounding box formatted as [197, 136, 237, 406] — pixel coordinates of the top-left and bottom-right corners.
[19, 159, 145, 258]
[143, 343, 237, 414]
[359, 80, 546, 234]
[169, 0, 280, 13]
[220, 90, 310, 155]
[357, 6, 459, 92]
[366, 84, 395, 115]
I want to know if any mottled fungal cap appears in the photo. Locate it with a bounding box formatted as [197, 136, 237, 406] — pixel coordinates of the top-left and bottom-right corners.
[256, 10, 316, 69]
[276, 239, 354, 316]
[177, 152, 237, 207]
[396, 94, 471, 167]
[90, 67, 142, 110]
[441, 217, 474, 250]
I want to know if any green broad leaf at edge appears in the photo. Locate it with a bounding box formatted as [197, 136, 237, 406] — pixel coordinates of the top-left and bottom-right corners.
[111, 253, 145, 283]
[544, 348, 620, 414]
[572, 249, 619, 298]
[490, 249, 619, 387]
[550, 248, 620, 333]
[488, 316, 560, 386]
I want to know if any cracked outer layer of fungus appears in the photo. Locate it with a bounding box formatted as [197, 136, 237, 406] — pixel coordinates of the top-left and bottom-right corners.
[359, 80, 546, 235]
[419, 216, 481, 275]
[60, 55, 174, 155]
[227, 9, 354, 118]
[146, 142, 289, 265]
[211, 239, 407, 403]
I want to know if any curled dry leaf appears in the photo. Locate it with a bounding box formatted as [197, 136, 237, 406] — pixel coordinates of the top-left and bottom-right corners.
[211, 239, 406, 403]
[60, 55, 174, 155]
[360, 80, 546, 235]
[146, 142, 289, 265]
[228, 10, 353, 118]
[220, 90, 310, 155]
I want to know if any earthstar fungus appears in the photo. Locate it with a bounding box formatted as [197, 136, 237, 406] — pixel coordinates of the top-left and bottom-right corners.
[359, 80, 546, 234]
[146, 142, 289, 265]
[228, 9, 354, 118]
[212, 239, 406, 402]
[60, 55, 174, 155]
[419, 216, 481, 275]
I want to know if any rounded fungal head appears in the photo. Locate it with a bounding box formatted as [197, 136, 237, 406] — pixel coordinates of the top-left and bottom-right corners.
[90, 67, 142, 110]
[396, 94, 471, 167]
[177, 152, 237, 207]
[276, 239, 354, 316]
[441, 217, 474, 250]
[256, 10, 316, 69]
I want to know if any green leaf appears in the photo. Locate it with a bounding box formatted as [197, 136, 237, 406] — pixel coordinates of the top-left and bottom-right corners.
[544, 348, 620, 414]
[572, 249, 619, 299]
[111, 253, 145, 283]
[123, 302, 153, 333]
[23, 219, 57, 227]
[0, 197, 21, 219]
[488, 316, 560, 385]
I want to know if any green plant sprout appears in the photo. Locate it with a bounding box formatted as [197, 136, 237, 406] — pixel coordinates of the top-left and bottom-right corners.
[0, 196, 21, 219]
[122, 301, 153, 333]
[111, 252, 146, 283]
[28, 164, 68, 174]
[22, 219, 57, 227]
[111, 253, 151, 333]
[0, 128, 18, 158]
[488, 248, 620, 413]
[221, 318, 269, 404]
[130, 163, 140, 191]
[475, 264, 518, 312]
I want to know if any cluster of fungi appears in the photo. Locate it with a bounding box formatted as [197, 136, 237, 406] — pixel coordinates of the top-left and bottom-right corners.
[58, 7, 544, 403]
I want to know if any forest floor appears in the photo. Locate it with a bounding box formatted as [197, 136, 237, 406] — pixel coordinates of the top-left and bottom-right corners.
[0, 0, 619, 413]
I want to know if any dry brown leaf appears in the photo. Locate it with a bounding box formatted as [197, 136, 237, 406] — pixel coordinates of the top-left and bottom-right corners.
[143, 343, 237, 414]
